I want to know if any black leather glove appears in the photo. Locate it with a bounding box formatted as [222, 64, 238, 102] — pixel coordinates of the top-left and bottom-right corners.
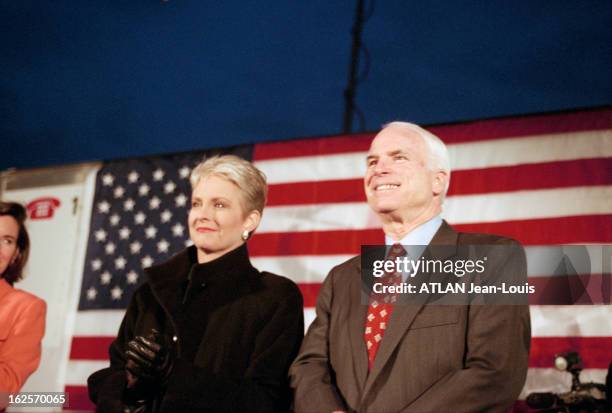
[125, 329, 173, 390]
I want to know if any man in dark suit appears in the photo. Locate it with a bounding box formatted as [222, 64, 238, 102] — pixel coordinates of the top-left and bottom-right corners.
[289, 122, 531, 412]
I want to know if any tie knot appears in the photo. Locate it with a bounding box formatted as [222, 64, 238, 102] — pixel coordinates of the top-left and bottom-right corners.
[388, 243, 406, 260]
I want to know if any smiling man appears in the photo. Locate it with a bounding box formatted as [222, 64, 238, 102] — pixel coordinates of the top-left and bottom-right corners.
[290, 122, 531, 412]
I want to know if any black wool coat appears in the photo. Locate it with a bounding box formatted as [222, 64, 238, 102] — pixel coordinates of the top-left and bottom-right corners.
[88, 244, 304, 412]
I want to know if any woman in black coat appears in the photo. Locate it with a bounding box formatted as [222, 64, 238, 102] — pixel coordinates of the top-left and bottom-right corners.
[88, 155, 304, 413]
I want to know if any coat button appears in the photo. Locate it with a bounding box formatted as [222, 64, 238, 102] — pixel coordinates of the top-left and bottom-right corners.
[172, 335, 178, 342]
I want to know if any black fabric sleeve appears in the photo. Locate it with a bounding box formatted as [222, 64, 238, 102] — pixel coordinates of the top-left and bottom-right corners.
[160, 282, 304, 413]
[87, 288, 143, 413]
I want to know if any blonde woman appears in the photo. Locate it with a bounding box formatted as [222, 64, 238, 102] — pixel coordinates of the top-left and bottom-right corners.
[88, 155, 304, 412]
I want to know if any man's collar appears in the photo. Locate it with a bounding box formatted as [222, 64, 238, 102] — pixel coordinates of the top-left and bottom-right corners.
[384, 215, 443, 247]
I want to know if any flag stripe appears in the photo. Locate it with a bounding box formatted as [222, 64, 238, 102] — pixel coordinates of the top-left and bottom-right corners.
[66, 337, 612, 369]
[64, 385, 94, 411]
[451, 215, 612, 245]
[266, 158, 611, 206]
[255, 130, 611, 184]
[253, 108, 612, 160]
[69, 337, 114, 360]
[258, 187, 611, 233]
[68, 306, 612, 360]
[255, 214, 611, 252]
[252, 256, 354, 284]
[529, 336, 612, 368]
[250, 215, 611, 257]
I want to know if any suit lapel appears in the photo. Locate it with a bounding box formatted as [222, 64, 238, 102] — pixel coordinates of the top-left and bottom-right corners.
[362, 221, 459, 395]
[348, 257, 370, 393]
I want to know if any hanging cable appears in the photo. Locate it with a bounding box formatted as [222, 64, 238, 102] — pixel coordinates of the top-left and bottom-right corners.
[342, 0, 375, 134]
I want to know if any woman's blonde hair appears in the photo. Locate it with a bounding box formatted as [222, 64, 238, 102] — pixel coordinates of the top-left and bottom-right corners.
[190, 155, 267, 215]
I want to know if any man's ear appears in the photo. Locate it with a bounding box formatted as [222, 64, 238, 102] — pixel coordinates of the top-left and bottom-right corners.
[243, 210, 262, 233]
[432, 170, 448, 196]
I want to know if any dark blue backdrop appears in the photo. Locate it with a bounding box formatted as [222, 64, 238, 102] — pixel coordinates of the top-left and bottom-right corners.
[2, 1, 611, 169]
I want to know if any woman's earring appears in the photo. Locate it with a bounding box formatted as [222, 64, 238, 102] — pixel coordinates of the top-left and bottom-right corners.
[241, 230, 249, 241]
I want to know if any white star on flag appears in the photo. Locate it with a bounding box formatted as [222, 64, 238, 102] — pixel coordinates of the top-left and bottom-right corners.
[114, 256, 127, 270]
[128, 171, 139, 183]
[118, 227, 131, 240]
[126, 271, 138, 285]
[141, 255, 154, 268]
[134, 211, 146, 225]
[149, 197, 161, 210]
[98, 201, 111, 214]
[113, 186, 125, 199]
[86, 287, 98, 301]
[164, 181, 176, 194]
[110, 286, 123, 300]
[153, 169, 165, 182]
[91, 259, 102, 271]
[102, 174, 114, 186]
[157, 239, 170, 253]
[124, 198, 135, 211]
[145, 225, 158, 239]
[160, 210, 173, 223]
[130, 241, 142, 254]
[179, 166, 191, 179]
[172, 223, 185, 237]
[175, 194, 187, 207]
[100, 271, 112, 285]
[109, 214, 121, 226]
[138, 183, 150, 196]
[105, 242, 116, 255]
[94, 229, 107, 242]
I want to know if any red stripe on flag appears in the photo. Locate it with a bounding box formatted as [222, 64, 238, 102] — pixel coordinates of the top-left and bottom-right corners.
[64, 385, 95, 411]
[298, 283, 321, 308]
[254, 108, 612, 160]
[268, 178, 366, 206]
[70, 336, 114, 360]
[250, 229, 383, 256]
[250, 215, 611, 256]
[254, 133, 374, 160]
[529, 336, 612, 369]
[266, 158, 611, 206]
[429, 107, 612, 144]
[452, 215, 612, 245]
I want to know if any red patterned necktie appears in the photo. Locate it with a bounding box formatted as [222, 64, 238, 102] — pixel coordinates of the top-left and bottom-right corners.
[364, 243, 406, 371]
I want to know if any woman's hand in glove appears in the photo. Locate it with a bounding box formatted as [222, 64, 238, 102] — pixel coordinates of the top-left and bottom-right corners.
[125, 329, 173, 389]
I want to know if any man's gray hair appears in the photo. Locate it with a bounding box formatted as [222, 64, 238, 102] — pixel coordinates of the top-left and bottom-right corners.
[190, 154, 268, 215]
[382, 121, 452, 199]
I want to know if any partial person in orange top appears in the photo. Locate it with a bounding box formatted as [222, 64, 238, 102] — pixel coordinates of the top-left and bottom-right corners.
[0, 201, 46, 411]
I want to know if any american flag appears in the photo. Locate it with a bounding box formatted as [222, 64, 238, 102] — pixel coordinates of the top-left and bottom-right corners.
[64, 108, 612, 411]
